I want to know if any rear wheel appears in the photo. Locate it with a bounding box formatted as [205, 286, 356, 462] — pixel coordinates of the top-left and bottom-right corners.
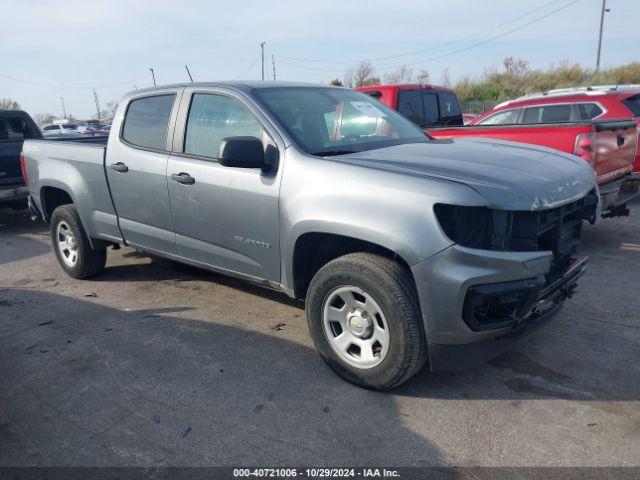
[306, 253, 427, 390]
[50, 204, 106, 279]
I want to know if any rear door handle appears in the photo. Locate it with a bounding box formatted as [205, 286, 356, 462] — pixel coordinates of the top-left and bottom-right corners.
[171, 172, 195, 185]
[110, 162, 129, 173]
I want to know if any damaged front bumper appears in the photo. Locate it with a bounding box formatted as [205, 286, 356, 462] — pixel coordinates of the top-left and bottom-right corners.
[412, 245, 587, 371]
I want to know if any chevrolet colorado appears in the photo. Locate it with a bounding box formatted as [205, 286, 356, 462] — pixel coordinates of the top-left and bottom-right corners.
[22, 82, 597, 389]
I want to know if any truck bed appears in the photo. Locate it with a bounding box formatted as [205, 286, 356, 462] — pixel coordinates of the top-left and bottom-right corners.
[21, 137, 122, 242]
[428, 119, 637, 186]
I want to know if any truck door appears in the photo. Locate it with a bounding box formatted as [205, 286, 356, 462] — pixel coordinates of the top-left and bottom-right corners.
[106, 90, 182, 254]
[166, 88, 282, 283]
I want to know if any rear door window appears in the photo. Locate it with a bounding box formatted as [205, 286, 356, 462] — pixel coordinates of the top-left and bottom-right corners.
[522, 104, 574, 124]
[437, 91, 463, 126]
[122, 94, 176, 151]
[397, 90, 424, 126]
[421, 93, 439, 126]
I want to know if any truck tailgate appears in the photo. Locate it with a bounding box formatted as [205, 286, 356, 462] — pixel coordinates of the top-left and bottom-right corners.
[428, 120, 638, 185]
[592, 120, 637, 184]
[0, 141, 24, 186]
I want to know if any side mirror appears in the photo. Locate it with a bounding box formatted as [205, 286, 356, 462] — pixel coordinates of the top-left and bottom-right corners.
[218, 136, 269, 169]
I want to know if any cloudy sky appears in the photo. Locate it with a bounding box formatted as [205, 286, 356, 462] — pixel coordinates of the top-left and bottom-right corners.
[1, 0, 638, 118]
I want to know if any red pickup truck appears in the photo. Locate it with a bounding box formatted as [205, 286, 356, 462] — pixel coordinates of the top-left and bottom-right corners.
[360, 84, 640, 218]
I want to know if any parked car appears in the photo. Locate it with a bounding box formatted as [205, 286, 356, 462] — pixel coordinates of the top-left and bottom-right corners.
[91, 125, 111, 135]
[356, 84, 464, 127]
[41, 123, 82, 137]
[369, 84, 638, 218]
[22, 82, 597, 389]
[0, 110, 41, 210]
[470, 85, 640, 172]
[76, 124, 99, 135]
[462, 113, 478, 125]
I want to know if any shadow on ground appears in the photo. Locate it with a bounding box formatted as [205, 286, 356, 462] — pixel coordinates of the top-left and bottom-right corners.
[0, 290, 443, 467]
[0, 209, 50, 265]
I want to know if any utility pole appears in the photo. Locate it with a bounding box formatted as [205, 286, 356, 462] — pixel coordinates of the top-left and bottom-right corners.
[272, 54, 276, 81]
[260, 42, 266, 81]
[596, 0, 609, 71]
[93, 89, 101, 122]
[149, 67, 156, 86]
[185, 65, 194, 83]
[60, 97, 67, 119]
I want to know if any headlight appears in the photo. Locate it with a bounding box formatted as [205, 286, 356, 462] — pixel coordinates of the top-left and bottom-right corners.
[433, 204, 511, 250]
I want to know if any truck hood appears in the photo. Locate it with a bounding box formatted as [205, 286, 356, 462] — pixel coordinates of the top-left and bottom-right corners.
[335, 138, 597, 210]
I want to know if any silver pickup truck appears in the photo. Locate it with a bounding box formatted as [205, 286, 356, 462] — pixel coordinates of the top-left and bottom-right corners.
[22, 82, 598, 389]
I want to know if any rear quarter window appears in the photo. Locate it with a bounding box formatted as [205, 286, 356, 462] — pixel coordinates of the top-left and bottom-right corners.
[622, 94, 640, 117]
[122, 94, 176, 150]
[437, 91, 463, 126]
[577, 103, 604, 120]
[0, 116, 37, 141]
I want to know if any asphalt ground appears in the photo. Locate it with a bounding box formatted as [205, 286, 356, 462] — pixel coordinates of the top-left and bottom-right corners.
[1, 200, 639, 467]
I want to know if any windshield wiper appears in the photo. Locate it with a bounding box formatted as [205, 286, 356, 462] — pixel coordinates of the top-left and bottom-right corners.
[313, 149, 357, 156]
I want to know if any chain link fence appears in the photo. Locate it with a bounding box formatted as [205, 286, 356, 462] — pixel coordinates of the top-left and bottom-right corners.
[459, 100, 498, 115]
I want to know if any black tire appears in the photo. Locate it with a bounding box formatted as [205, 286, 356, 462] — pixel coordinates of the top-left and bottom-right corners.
[50, 204, 106, 279]
[305, 253, 427, 390]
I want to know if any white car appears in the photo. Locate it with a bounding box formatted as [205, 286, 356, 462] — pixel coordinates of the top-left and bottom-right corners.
[41, 123, 82, 137]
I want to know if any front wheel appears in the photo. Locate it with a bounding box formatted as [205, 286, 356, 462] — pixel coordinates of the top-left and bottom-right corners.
[50, 204, 106, 279]
[305, 253, 427, 390]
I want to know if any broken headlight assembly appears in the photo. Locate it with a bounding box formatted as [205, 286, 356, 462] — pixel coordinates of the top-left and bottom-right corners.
[434, 195, 597, 331]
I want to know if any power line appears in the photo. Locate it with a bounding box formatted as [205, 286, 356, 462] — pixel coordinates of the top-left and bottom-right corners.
[277, 0, 581, 74]
[233, 55, 261, 80]
[277, 0, 564, 65]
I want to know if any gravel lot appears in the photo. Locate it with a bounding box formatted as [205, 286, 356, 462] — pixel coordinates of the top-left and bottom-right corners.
[1, 201, 639, 467]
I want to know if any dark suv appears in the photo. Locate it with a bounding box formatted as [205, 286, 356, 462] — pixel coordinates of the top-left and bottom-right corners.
[0, 110, 41, 210]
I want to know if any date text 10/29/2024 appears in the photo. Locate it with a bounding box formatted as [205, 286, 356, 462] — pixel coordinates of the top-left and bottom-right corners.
[233, 468, 401, 478]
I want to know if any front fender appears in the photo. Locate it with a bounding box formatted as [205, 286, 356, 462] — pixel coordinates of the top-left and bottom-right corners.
[279, 150, 487, 291]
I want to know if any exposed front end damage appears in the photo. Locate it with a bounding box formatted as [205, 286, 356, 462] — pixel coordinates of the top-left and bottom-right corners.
[413, 189, 598, 371]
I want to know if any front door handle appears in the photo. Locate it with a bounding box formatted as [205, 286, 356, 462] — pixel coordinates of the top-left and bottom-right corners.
[110, 162, 129, 173]
[171, 172, 195, 185]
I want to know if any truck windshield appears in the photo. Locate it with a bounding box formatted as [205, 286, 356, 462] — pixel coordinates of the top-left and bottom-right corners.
[254, 87, 428, 156]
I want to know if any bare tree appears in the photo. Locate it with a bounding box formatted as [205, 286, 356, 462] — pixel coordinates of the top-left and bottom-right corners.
[0, 98, 21, 110]
[33, 113, 56, 126]
[344, 61, 380, 87]
[415, 69, 430, 84]
[383, 65, 413, 84]
[503, 57, 529, 77]
[106, 101, 119, 116]
[439, 68, 451, 87]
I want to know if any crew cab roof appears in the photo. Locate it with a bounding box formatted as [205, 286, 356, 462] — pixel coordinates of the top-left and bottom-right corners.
[356, 84, 456, 93]
[124, 81, 329, 97]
